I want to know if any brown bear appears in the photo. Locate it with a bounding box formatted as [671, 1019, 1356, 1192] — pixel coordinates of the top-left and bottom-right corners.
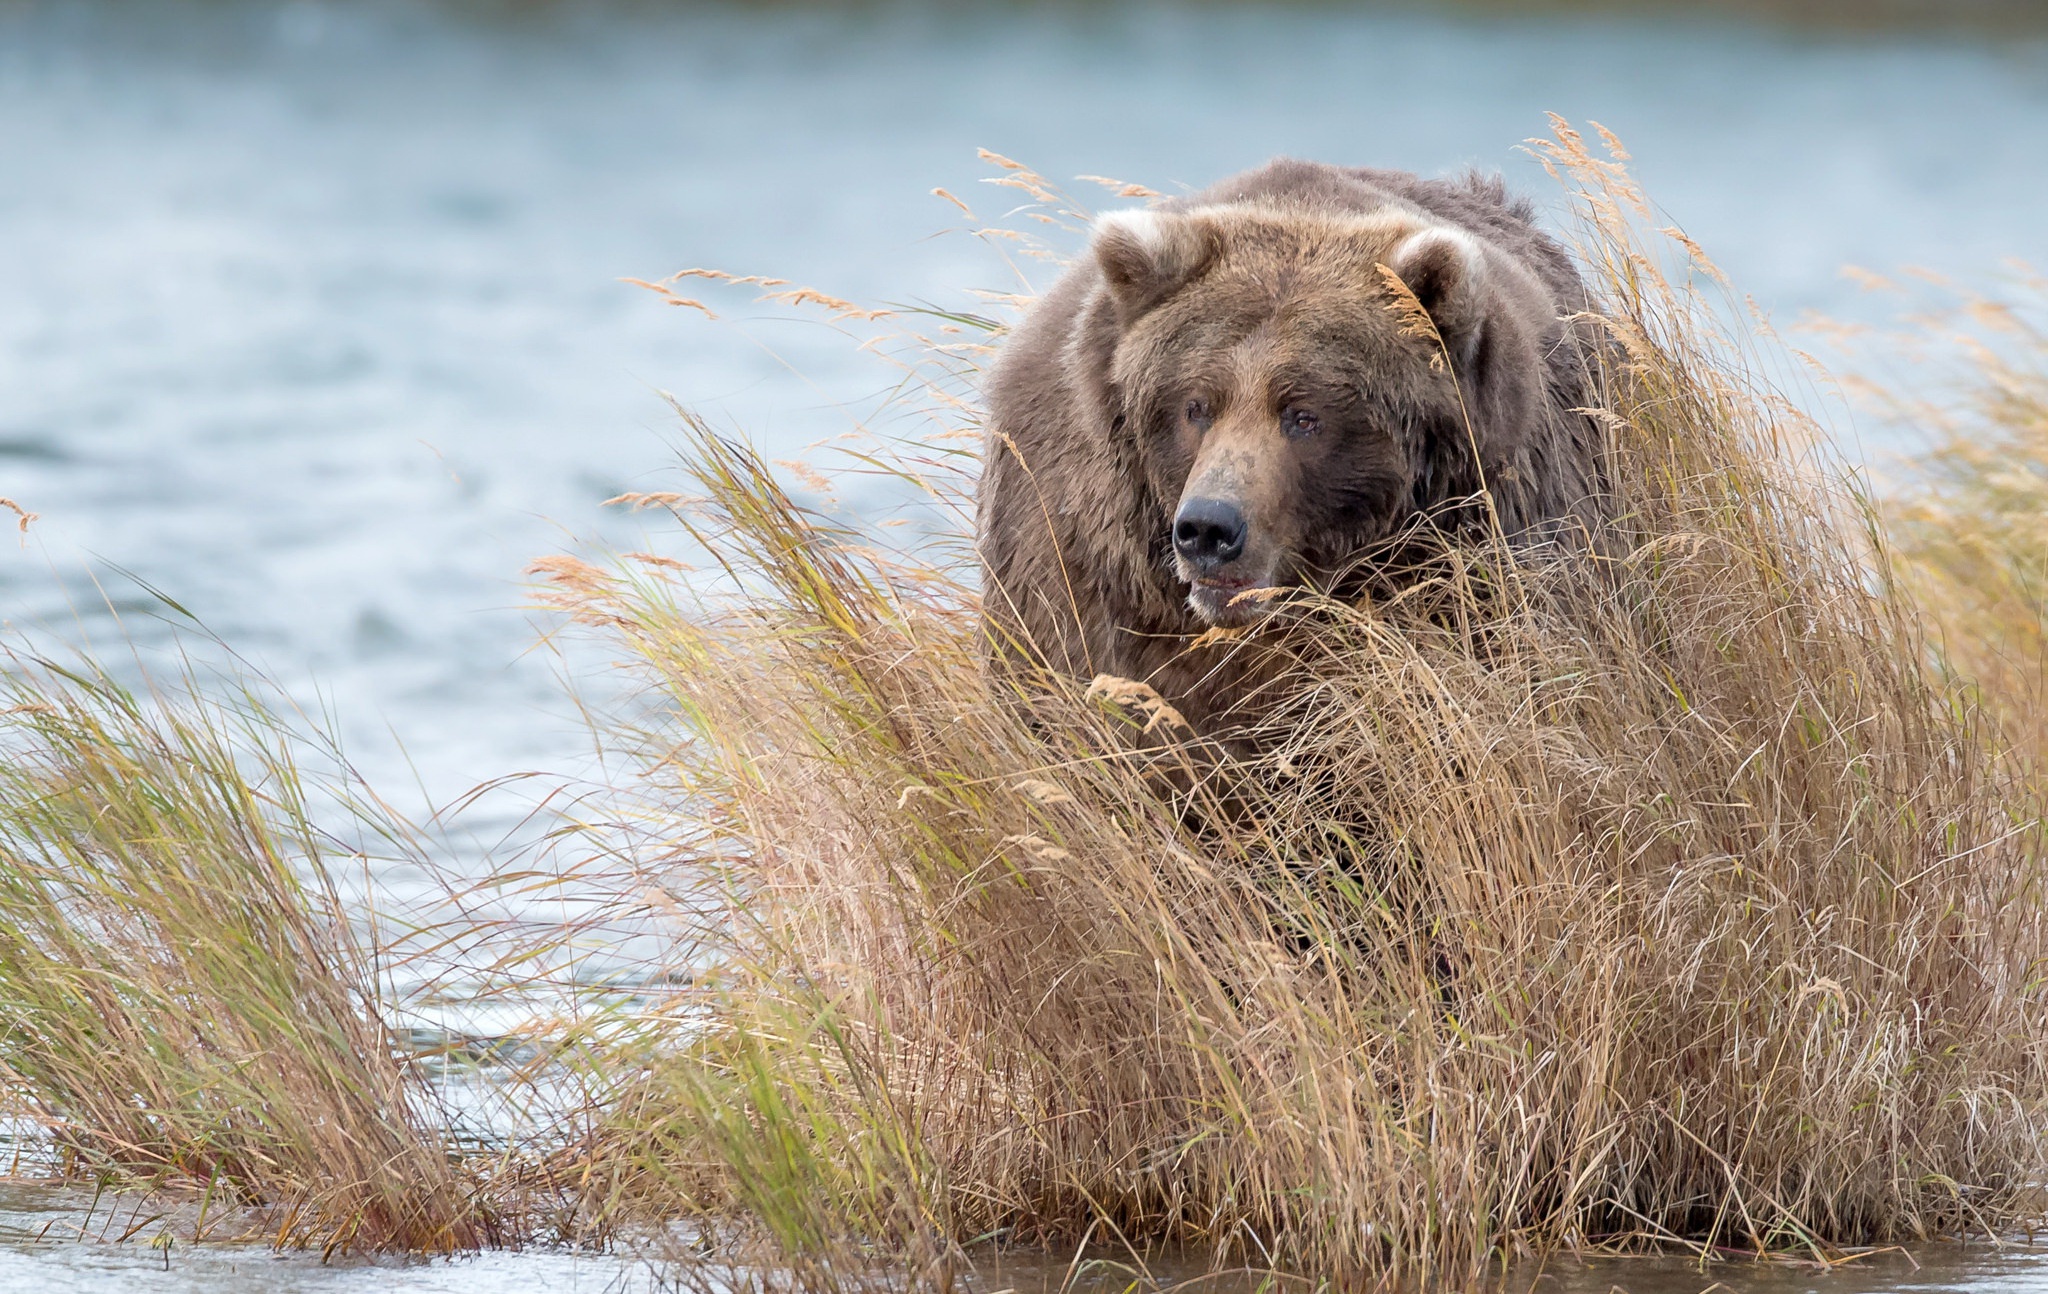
[977, 158, 1608, 733]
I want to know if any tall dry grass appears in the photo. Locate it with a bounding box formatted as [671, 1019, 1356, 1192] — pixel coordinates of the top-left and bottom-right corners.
[538, 124, 2048, 1289]
[0, 649, 498, 1253]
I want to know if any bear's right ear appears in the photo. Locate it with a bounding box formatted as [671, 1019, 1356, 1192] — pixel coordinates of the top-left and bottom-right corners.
[1092, 209, 1219, 324]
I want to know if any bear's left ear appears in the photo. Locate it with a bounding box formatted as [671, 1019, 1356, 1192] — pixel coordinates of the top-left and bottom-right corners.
[1092, 208, 1221, 324]
[1384, 226, 1489, 368]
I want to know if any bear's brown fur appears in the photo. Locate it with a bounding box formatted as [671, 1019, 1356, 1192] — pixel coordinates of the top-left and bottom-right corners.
[977, 159, 1608, 732]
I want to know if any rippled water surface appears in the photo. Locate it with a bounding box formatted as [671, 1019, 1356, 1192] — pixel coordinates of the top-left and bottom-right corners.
[5, 1, 2048, 1286]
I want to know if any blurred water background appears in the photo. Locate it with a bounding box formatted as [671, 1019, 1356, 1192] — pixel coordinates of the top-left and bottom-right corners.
[4, 0, 2047, 831]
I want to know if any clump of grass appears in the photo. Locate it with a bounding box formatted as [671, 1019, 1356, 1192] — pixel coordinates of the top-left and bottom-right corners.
[543, 123, 2048, 1290]
[0, 649, 498, 1254]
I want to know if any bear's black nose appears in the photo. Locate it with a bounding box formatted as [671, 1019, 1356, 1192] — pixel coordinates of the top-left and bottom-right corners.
[1173, 498, 1248, 569]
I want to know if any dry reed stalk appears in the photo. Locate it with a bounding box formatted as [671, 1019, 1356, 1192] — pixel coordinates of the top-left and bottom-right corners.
[544, 123, 2048, 1291]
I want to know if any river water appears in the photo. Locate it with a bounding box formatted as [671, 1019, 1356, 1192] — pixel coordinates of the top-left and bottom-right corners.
[6, 1167, 2048, 1292]
[4, 1178, 2048, 1294]
[4, 0, 2048, 1287]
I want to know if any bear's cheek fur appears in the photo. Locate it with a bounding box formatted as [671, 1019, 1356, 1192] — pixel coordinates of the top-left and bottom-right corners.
[1142, 411, 1202, 512]
[1291, 454, 1421, 575]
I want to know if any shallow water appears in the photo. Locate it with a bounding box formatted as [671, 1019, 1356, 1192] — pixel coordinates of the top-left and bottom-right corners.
[5, 0, 2048, 1285]
[932, 1246, 2048, 1294]
[0, 1184, 644, 1292]
[4, 1174, 2047, 1294]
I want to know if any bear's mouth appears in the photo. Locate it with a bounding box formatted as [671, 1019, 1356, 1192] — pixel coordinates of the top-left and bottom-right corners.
[1184, 571, 1282, 628]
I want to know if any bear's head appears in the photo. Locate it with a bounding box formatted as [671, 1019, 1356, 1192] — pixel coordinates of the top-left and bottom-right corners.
[1092, 201, 1564, 628]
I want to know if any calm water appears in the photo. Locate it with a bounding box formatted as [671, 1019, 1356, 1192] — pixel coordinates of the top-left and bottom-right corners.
[5, 1, 2048, 1286]
[0, 1184, 645, 1292]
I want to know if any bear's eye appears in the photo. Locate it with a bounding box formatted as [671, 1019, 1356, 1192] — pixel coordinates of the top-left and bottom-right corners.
[1281, 406, 1320, 438]
[1183, 397, 1212, 429]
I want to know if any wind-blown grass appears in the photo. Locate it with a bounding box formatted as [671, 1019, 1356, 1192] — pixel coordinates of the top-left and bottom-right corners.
[536, 124, 2048, 1289]
[0, 650, 497, 1253]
